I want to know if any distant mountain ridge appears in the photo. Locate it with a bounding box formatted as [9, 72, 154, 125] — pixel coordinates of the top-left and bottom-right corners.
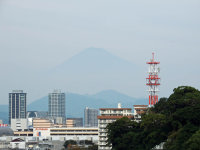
[93, 89, 135, 104]
[0, 90, 147, 123]
[0, 105, 9, 124]
[28, 90, 147, 118]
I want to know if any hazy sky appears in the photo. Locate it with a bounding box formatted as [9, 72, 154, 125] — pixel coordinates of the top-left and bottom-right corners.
[0, 0, 200, 104]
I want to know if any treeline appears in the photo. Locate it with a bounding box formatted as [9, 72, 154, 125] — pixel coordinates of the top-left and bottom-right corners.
[63, 139, 98, 150]
[106, 86, 200, 150]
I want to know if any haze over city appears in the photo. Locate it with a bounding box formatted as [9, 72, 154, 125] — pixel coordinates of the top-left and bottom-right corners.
[0, 1, 200, 150]
[0, 0, 200, 104]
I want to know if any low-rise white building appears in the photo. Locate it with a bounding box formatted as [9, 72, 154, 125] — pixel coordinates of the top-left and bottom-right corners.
[14, 127, 99, 142]
[10, 138, 26, 149]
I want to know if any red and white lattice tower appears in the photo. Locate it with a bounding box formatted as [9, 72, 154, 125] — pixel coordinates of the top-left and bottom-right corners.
[146, 53, 160, 106]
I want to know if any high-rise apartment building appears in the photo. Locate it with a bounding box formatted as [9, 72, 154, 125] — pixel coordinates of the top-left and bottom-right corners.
[48, 90, 65, 124]
[9, 90, 27, 124]
[9, 90, 27, 131]
[84, 107, 98, 127]
[97, 103, 133, 150]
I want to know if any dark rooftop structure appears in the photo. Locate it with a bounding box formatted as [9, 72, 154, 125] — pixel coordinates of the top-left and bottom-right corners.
[0, 127, 13, 137]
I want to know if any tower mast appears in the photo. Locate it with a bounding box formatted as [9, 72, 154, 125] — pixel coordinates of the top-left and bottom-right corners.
[146, 53, 160, 106]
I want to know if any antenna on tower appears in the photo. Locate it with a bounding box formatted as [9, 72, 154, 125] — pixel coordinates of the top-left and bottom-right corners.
[146, 53, 160, 106]
[152, 52, 154, 62]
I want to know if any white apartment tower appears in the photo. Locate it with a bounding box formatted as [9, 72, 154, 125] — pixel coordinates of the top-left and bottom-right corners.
[48, 90, 66, 124]
[97, 103, 133, 150]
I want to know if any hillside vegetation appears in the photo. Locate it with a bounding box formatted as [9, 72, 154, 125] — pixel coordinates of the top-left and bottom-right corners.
[106, 86, 200, 150]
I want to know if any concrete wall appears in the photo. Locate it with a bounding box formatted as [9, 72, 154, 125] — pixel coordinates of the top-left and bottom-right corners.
[11, 119, 27, 131]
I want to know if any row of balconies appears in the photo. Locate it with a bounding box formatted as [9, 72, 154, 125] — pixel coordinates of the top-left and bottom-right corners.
[99, 120, 116, 123]
[99, 128, 106, 131]
[98, 129, 107, 133]
[98, 147, 111, 150]
[50, 130, 97, 132]
[100, 111, 131, 115]
[99, 133, 107, 136]
[99, 125, 107, 128]
[98, 142, 107, 145]
[99, 137, 107, 141]
[98, 143, 112, 149]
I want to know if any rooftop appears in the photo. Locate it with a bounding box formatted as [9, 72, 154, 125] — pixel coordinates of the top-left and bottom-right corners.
[99, 108, 131, 110]
[133, 105, 148, 107]
[97, 116, 133, 119]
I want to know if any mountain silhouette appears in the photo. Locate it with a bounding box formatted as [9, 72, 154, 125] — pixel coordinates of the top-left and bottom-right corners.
[0, 90, 147, 123]
[52, 47, 137, 73]
[45, 47, 144, 97]
[27, 90, 147, 118]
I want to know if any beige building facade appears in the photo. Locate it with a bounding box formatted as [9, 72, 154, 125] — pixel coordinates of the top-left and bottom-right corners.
[98, 104, 133, 150]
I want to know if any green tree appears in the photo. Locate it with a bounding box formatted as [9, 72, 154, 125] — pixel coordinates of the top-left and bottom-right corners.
[106, 86, 200, 150]
[185, 129, 200, 150]
[164, 123, 199, 150]
[87, 144, 98, 150]
[141, 113, 168, 150]
[63, 140, 77, 149]
[150, 97, 168, 114]
[106, 117, 143, 150]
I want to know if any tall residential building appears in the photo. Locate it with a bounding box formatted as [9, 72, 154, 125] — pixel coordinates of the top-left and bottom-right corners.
[84, 107, 98, 127]
[9, 90, 27, 131]
[9, 90, 27, 124]
[48, 90, 65, 124]
[97, 103, 133, 150]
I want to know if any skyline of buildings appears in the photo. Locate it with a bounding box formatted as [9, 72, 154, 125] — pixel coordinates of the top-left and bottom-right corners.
[5, 86, 148, 150]
[3, 89, 152, 150]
